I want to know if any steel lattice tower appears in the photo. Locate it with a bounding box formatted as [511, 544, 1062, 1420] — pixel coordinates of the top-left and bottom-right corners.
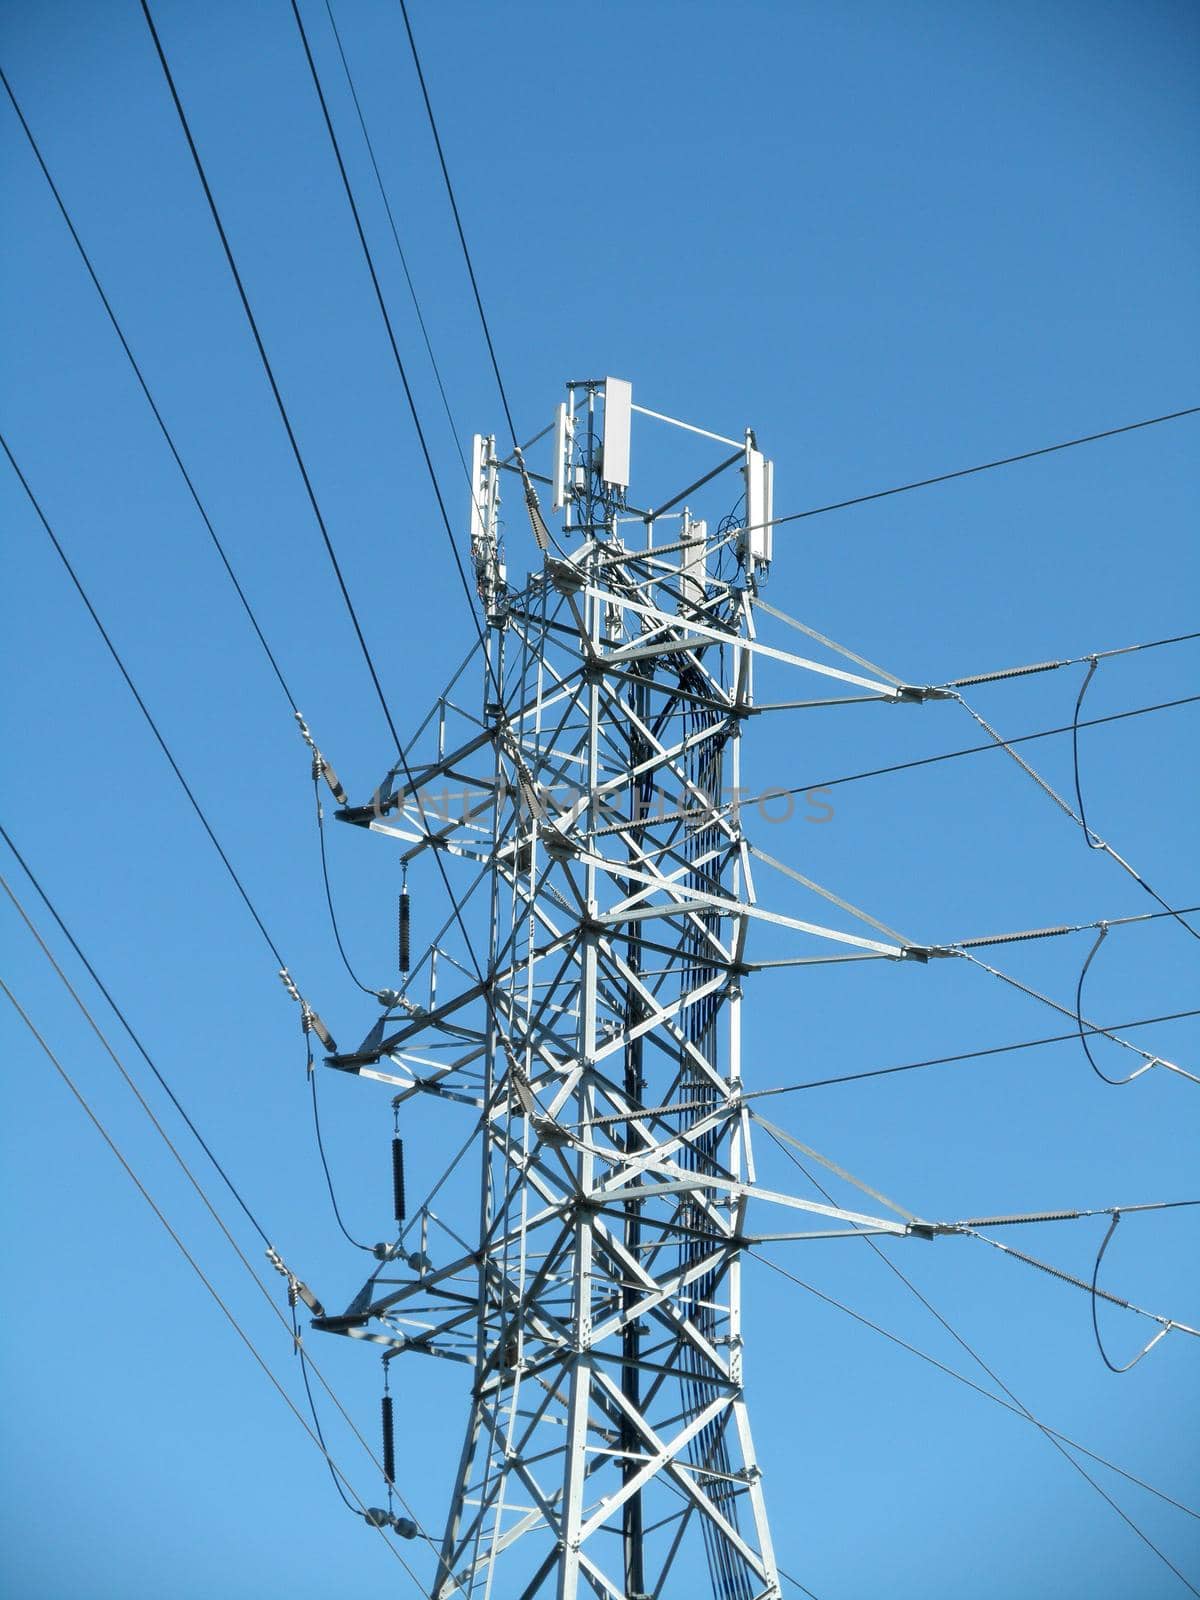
[318, 379, 918, 1599]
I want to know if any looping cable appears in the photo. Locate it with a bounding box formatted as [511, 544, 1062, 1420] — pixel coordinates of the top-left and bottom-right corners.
[1091, 1212, 1174, 1373]
[1074, 925, 1174, 1086]
[1072, 656, 1105, 849]
[309, 1049, 373, 1255]
[314, 772, 376, 997]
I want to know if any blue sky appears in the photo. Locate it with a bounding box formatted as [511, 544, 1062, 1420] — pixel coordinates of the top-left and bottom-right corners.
[1, 1, 1197, 1596]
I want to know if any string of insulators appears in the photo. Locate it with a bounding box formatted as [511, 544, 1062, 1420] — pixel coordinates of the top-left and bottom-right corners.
[381, 1393, 396, 1485]
[398, 885, 411, 973]
[392, 1137, 406, 1223]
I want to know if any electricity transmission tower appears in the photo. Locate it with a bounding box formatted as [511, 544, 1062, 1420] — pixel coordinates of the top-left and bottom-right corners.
[317, 378, 923, 1599]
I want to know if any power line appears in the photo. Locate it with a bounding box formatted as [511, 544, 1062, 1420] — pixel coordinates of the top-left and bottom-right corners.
[754, 1135, 1200, 1595]
[397, 0, 519, 451]
[953, 692, 1200, 942]
[0, 64, 302, 718]
[1, 825, 271, 1247]
[777, 694, 1200, 804]
[744, 1006, 1200, 1098]
[751, 1253, 1199, 1526]
[600, 693, 1200, 838]
[0, 974, 428, 1590]
[0, 430, 289, 976]
[136, 1, 510, 1064]
[943, 629, 1200, 690]
[313, 777, 377, 996]
[288, 0, 484, 650]
[763, 406, 1200, 533]
[0, 868, 443, 1582]
[138, 0, 403, 753]
[320, 0, 470, 482]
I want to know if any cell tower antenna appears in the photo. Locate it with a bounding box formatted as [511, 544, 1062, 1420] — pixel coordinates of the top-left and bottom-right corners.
[318, 377, 926, 1598]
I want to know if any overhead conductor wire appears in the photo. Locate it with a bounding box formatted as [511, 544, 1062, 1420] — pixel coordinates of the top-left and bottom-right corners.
[0, 857, 442, 1578]
[749, 405, 1200, 537]
[138, 0, 402, 753]
[320, 0, 470, 481]
[134, 18, 564, 1565]
[0, 975, 430, 1593]
[2, 57, 383, 1063]
[135, 0, 515, 1034]
[754, 1129, 1200, 1596]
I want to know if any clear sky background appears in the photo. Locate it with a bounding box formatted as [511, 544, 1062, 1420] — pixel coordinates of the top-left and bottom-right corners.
[1, 2, 1197, 1597]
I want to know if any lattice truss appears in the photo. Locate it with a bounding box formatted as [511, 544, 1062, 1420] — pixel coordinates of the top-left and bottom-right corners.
[317, 382, 933, 1600]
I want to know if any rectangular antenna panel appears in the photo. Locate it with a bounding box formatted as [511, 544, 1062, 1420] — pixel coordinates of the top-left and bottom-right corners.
[470, 433, 487, 542]
[680, 517, 708, 614]
[601, 377, 632, 489]
[743, 449, 774, 564]
[552, 402, 569, 511]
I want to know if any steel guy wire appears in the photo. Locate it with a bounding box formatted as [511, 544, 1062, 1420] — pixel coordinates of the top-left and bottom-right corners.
[0, 975, 431, 1593]
[0, 873, 448, 1581]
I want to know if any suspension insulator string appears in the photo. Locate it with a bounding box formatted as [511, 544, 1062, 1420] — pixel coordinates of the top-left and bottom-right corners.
[382, 1391, 396, 1492]
[398, 863, 411, 974]
[392, 1134, 407, 1223]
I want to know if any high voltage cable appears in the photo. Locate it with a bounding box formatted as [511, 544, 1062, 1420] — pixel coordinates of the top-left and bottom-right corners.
[320, 0, 470, 482]
[0, 866, 444, 1583]
[0, 825, 271, 1248]
[313, 778, 377, 997]
[942, 629, 1200, 690]
[138, 0, 403, 753]
[593, 693, 1200, 839]
[288, 0, 485, 652]
[751, 1254, 1200, 1530]
[960, 950, 1200, 1086]
[137, 2, 512, 1066]
[0, 64, 301, 716]
[754, 1132, 1200, 1596]
[756, 406, 1200, 534]
[768, 693, 1200, 801]
[743, 1006, 1200, 1098]
[0, 430, 291, 977]
[397, 0, 519, 452]
[0, 976, 430, 1591]
[1, 434, 382, 1262]
[954, 692, 1200, 942]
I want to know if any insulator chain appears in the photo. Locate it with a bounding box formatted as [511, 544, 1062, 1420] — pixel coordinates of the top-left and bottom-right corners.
[295, 711, 348, 805]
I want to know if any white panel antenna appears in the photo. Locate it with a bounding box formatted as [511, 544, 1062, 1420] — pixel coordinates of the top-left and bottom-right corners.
[552, 401, 570, 511]
[742, 447, 774, 566]
[600, 376, 632, 489]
